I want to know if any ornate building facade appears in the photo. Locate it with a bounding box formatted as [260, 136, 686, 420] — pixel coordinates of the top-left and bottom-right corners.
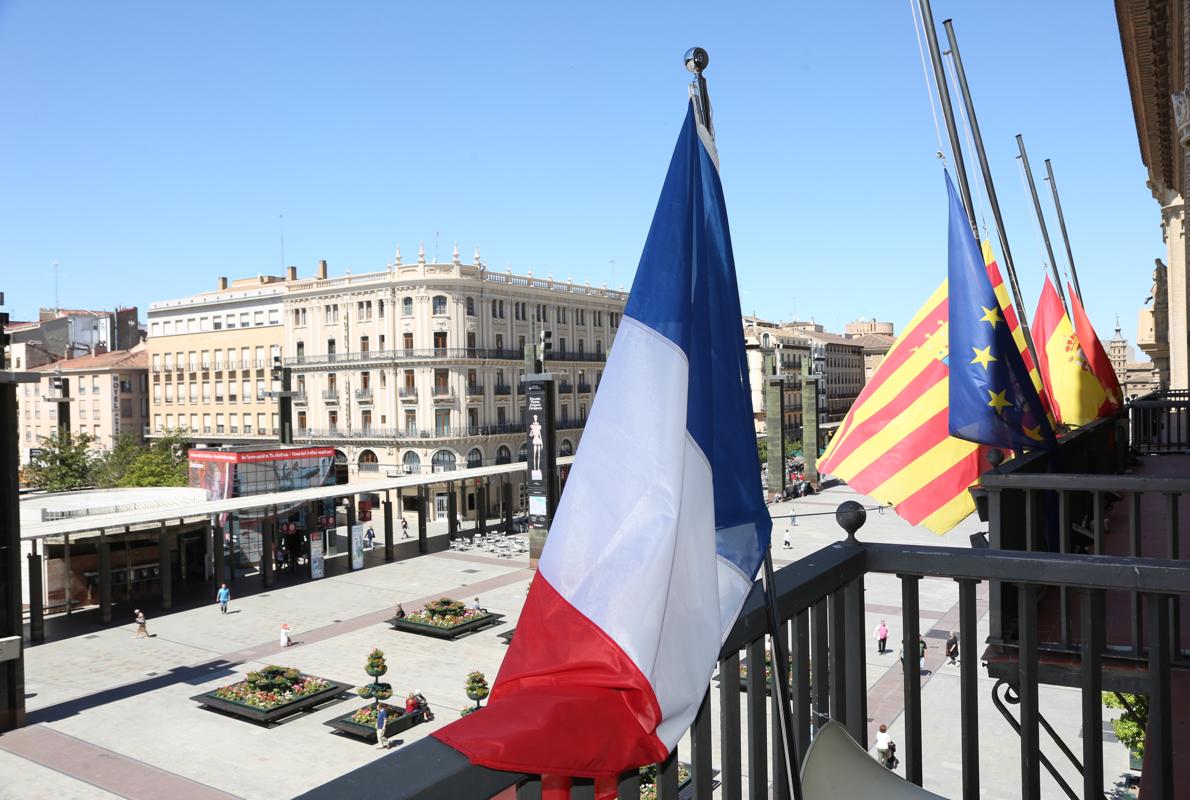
[282, 245, 626, 515]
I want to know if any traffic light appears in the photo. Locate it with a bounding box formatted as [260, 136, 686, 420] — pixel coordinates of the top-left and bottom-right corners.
[271, 355, 283, 379]
[541, 330, 553, 355]
[51, 373, 63, 393]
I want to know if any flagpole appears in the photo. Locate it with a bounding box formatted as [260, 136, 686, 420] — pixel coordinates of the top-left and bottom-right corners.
[684, 46, 803, 800]
[1043, 158, 1084, 302]
[942, 19, 1044, 376]
[1015, 134, 1069, 311]
[918, 0, 977, 236]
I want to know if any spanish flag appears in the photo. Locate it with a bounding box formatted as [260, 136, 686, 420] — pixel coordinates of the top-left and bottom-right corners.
[1031, 276, 1111, 427]
[1068, 284, 1122, 412]
[820, 242, 1036, 534]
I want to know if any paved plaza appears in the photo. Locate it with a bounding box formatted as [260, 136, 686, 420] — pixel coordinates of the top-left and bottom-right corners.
[1, 485, 1135, 799]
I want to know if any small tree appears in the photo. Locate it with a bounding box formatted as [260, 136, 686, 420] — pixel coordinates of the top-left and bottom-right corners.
[118, 431, 189, 487]
[1103, 692, 1148, 757]
[24, 431, 96, 491]
[94, 433, 143, 488]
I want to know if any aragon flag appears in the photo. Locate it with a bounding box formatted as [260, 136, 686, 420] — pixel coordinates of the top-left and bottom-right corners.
[1067, 283, 1122, 413]
[433, 98, 771, 778]
[1031, 275, 1112, 427]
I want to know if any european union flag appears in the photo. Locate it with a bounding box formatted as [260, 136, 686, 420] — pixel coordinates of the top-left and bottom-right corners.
[946, 172, 1055, 451]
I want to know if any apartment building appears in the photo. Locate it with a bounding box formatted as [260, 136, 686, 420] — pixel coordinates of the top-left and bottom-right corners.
[147, 273, 297, 445]
[795, 329, 865, 424]
[18, 347, 149, 463]
[743, 321, 810, 439]
[283, 246, 627, 514]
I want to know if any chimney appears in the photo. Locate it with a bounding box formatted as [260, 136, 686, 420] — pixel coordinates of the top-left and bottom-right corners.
[217, 277, 228, 291]
[317, 260, 328, 280]
[287, 265, 297, 281]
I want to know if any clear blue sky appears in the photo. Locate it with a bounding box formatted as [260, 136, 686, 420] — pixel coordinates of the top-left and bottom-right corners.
[0, 1, 1158, 353]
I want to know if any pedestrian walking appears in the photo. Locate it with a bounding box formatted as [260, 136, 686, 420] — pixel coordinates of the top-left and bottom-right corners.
[875, 723, 895, 768]
[217, 583, 230, 614]
[946, 630, 959, 665]
[133, 609, 148, 639]
[375, 705, 390, 749]
[364, 526, 375, 550]
[918, 634, 928, 672]
[783, 530, 792, 549]
[790, 509, 797, 526]
[401, 517, 410, 539]
[874, 620, 889, 655]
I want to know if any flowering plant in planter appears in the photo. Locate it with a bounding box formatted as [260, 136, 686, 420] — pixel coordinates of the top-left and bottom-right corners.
[424, 597, 467, 618]
[350, 702, 402, 727]
[356, 648, 393, 707]
[214, 666, 331, 710]
[406, 603, 491, 629]
[638, 763, 691, 800]
[460, 670, 490, 716]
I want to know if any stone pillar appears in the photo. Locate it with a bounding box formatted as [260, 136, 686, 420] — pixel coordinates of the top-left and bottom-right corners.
[158, 523, 172, 611]
[261, 512, 274, 589]
[1163, 196, 1188, 389]
[503, 481, 514, 535]
[98, 533, 112, 625]
[478, 484, 488, 535]
[383, 495, 394, 562]
[417, 486, 428, 554]
[447, 485, 458, 541]
[26, 549, 44, 643]
[213, 522, 225, 586]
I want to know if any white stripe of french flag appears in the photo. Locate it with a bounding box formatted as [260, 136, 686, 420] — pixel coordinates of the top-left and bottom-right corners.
[434, 95, 771, 779]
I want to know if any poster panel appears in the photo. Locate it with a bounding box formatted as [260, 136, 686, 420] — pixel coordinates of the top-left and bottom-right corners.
[349, 524, 364, 571]
[309, 530, 325, 579]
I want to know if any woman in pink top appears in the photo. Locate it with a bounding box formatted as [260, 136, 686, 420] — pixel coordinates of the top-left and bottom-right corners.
[874, 620, 889, 655]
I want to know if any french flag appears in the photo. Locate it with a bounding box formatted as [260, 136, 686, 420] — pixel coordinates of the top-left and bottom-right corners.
[434, 98, 771, 778]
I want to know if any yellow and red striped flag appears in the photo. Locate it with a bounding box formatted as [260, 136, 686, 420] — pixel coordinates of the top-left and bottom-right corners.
[1031, 276, 1111, 427]
[820, 244, 1035, 534]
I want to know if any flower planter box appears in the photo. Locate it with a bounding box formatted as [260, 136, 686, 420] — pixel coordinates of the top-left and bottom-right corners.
[324, 705, 421, 741]
[191, 678, 352, 726]
[388, 612, 505, 640]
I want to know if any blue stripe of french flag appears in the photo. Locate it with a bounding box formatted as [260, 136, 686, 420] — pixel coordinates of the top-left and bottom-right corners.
[434, 97, 771, 779]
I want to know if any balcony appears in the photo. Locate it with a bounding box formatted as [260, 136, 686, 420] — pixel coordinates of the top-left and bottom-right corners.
[558, 381, 574, 393]
[466, 384, 485, 397]
[432, 386, 455, 401]
[493, 384, 513, 396]
[301, 392, 1190, 800]
[293, 392, 307, 406]
[355, 388, 373, 404]
[284, 347, 527, 368]
[544, 350, 606, 364]
[399, 387, 418, 402]
[577, 382, 592, 394]
[322, 390, 339, 404]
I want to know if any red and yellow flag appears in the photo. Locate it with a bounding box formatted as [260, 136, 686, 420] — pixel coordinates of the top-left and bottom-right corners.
[1068, 284, 1122, 412]
[1031, 276, 1111, 427]
[820, 243, 1035, 534]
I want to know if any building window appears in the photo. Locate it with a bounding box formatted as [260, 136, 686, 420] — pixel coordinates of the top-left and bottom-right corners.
[404, 410, 417, 435]
[467, 448, 483, 468]
[432, 295, 447, 315]
[402, 450, 421, 474]
[466, 297, 475, 316]
[434, 409, 450, 436]
[431, 449, 456, 472]
[560, 439, 574, 456]
[402, 297, 413, 316]
[518, 442, 528, 462]
[496, 445, 511, 464]
[403, 333, 413, 352]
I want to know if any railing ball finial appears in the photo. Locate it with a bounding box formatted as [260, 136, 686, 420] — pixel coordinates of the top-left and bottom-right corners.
[835, 500, 866, 545]
[987, 448, 1004, 469]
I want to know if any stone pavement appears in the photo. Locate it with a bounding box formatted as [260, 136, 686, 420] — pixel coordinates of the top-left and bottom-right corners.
[0, 485, 1136, 799]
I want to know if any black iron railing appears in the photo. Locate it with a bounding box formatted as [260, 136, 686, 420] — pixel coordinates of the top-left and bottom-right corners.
[296, 530, 1188, 800]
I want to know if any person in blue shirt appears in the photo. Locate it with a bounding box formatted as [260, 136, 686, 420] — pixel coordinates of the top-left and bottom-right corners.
[375, 705, 389, 749]
[216, 584, 230, 614]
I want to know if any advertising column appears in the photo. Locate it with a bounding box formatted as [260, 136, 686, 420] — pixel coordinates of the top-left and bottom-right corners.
[523, 375, 557, 566]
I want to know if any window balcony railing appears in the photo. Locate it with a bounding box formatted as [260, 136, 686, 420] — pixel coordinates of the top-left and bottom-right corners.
[558, 381, 574, 393]
[322, 390, 339, 403]
[358, 461, 379, 473]
[295, 423, 529, 441]
[493, 384, 513, 396]
[399, 387, 418, 401]
[355, 388, 373, 403]
[544, 351, 606, 364]
[292, 392, 307, 406]
[284, 347, 528, 367]
[432, 386, 454, 400]
[466, 384, 484, 396]
[577, 382, 592, 393]
[304, 499, 1190, 800]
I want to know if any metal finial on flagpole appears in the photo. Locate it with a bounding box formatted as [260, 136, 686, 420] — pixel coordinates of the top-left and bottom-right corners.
[684, 47, 714, 135]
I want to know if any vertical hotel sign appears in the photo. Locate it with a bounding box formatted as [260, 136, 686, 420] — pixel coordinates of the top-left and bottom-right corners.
[523, 375, 556, 563]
